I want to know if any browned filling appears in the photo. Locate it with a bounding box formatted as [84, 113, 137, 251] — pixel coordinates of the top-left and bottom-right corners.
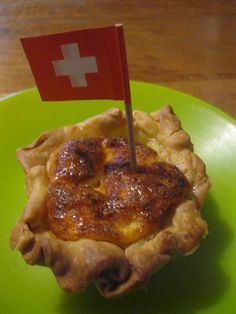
[47, 137, 189, 247]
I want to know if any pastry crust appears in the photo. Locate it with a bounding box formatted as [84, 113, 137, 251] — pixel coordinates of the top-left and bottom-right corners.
[10, 106, 210, 297]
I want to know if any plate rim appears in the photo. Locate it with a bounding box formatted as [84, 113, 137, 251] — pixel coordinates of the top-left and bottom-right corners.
[1, 81, 235, 126]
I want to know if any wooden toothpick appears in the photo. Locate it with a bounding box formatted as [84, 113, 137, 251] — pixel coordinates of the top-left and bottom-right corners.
[115, 24, 137, 171]
[125, 102, 137, 172]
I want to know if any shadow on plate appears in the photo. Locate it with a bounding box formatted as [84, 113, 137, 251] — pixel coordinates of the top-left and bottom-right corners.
[58, 194, 232, 314]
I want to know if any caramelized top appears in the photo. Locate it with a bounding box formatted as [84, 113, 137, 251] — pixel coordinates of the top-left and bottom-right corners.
[47, 137, 189, 247]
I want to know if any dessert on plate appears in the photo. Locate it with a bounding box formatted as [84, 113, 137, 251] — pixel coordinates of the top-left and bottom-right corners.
[10, 105, 211, 297]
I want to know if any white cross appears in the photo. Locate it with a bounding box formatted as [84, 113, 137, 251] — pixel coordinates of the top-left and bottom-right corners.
[52, 43, 98, 88]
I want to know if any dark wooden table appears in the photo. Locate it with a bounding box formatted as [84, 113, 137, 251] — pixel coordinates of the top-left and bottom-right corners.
[1, 0, 235, 117]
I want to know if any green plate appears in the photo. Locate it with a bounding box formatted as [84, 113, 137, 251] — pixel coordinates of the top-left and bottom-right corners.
[1, 81, 236, 314]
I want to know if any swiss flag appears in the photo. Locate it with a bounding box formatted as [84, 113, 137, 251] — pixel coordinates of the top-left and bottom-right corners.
[21, 24, 131, 103]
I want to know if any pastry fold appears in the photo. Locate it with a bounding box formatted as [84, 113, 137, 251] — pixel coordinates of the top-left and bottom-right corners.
[10, 106, 210, 297]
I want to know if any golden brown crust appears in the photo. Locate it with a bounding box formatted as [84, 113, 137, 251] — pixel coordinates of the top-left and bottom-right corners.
[11, 106, 211, 297]
[47, 137, 189, 247]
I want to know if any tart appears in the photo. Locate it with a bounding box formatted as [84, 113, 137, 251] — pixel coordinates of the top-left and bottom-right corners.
[10, 105, 211, 297]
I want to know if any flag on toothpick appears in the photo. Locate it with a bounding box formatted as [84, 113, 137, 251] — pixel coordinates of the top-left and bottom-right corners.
[21, 24, 130, 103]
[21, 24, 136, 170]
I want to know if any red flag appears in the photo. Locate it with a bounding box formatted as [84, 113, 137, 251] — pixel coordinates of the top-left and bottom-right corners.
[21, 24, 131, 103]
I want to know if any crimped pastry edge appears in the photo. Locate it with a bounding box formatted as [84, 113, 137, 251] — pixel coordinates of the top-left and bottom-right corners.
[10, 105, 210, 297]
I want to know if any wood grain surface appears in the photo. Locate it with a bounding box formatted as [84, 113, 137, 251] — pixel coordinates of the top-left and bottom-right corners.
[0, 0, 235, 117]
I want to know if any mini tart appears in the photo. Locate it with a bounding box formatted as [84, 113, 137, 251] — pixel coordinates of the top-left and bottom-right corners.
[10, 105, 211, 298]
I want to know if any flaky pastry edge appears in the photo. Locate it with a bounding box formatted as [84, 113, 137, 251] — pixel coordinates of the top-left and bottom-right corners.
[10, 105, 211, 297]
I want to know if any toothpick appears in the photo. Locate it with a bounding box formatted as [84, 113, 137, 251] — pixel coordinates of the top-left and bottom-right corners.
[115, 24, 137, 171]
[125, 102, 137, 172]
